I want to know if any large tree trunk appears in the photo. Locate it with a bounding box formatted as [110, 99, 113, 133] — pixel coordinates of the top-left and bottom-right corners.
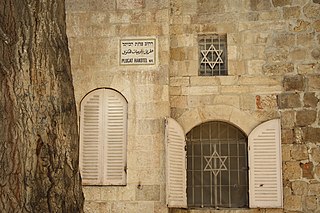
[0, 0, 84, 212]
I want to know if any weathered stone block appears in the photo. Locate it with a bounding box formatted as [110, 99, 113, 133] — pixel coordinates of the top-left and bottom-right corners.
[263, 63, 294, 75]
[250, 0, 272, 11]
[305, 195, 317, 211]
[303, 2, 320, 19]
[184, 86, 219, 95]
[315, 164, 320, 178]
[304, 127, 320, 143]
[136, 119, 161, 135]
[228, 60, 246, 75]
[300, 162, 314, 179]
[311, 48, 320, 60]
[290, 19, 311, 32]
[281, 111, 295, 129]
[265, 47, 288, 62]
[135, 185, 160, 201]
[219, 76, 239, 85]
[304, 92, 319, 108]
[247, 60, 265, 74]
[112, 201, 155, 213]
[283, 75, 305, 91]
[272, 0, 292, 7]
[289, 48, 308, 61]
[283, 6, 301, 19]
[297, 63, 317, 74]
[197, 0, 224, 13]
[272, 33, 295, 48]
[255, 94, 278, 110]
[284, 195, 302, 211]
[278, 93, 301, 109]
[101, 186, 135, 201]
[259, 10, 281, 20]
[282, 144, 292, 161]
[283, 161, 301, 180]
[83, 187, 101, 201]
[308, 75, 320, 90]
[296, 110, 317, 126]
[220, 85, 250, 94]
[295, 127, 304, 144]
[84, 201, 102, 213]
[282, 129, 294, 144]
[308, 183, 320, 195]
[170, 86, 182, 95]
[170, 77, 190, 86]
[170, 47, 186, 61]
[190, 76, 219, 86]
[291, 144, 309, 160]
[240, 94, 256, 110]
[170, 95, 187, 108]
[292, 180, 308, 195]
[311, 147, 320, 162]
[117, 0, 145, 10]
[313, 19, 320, 32]
[297, 33, 315, 48]
[188, 95, 214, 107]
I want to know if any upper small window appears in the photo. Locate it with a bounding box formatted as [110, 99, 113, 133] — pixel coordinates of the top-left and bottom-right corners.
[199, 34, 228, 76]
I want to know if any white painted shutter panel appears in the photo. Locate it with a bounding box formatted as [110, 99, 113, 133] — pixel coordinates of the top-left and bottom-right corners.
[104, 90, 127, 185]
[165, 118, 187, 208]
[248, 119, 283, 208]
[80, 90, 103, 185]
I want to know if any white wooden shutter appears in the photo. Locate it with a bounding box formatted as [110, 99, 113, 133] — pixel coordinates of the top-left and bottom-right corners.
[104, 89, 127, 185]
[80, 90, 104, 185]
[165, 118, 187, 208]
[80, 89, 127, 186]
[248, 119, 283, 208]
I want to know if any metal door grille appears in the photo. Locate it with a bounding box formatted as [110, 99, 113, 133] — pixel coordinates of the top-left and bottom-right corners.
[186, 121, 248, 208]
[199, 34, 228, 76]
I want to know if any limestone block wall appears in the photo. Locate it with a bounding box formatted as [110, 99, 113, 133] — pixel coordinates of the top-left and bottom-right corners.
[169, 0, 320, 213]
[66, 0, 170, 212]
[65, 0, 320, 212]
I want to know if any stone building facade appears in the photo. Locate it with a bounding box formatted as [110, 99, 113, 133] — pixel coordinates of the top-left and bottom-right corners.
[65, 0, 320, 212]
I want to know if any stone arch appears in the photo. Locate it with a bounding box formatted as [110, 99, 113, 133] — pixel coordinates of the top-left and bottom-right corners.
[177, 105, 260, 135]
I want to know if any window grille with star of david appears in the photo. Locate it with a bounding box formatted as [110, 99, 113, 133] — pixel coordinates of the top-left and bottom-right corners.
[199, 34, 228, 76]
[186, 121, 248, 208]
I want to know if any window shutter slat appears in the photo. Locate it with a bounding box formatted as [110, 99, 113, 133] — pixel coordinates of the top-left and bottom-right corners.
[104, 90, 127, 185]
[248, 119, 283, 208]
[165, 118, 187, 208]
[80, 92, 103, 185]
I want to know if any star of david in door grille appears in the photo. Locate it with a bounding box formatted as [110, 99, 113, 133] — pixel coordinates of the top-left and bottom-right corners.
[186, 121, 249, 208]
[199, 34, 228, 76]
[204, 150, 228, 176]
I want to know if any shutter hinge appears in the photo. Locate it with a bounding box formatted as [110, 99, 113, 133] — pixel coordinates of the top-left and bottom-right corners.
[124, 165, 127, 173]
[164, 117, 168, 127]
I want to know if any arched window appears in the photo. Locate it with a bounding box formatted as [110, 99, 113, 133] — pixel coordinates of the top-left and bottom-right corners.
[79, 88, 127, 186]
[186, 121, 248, 208]
[165, 118, 282, 209]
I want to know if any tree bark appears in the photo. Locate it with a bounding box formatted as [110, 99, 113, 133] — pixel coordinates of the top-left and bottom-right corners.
[0, 0, 84, 212]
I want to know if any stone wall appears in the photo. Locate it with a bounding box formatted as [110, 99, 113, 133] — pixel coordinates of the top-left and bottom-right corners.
[169, 0, 320, 213]
[66, 0, 171, 212]
[65, 0, 320, 212]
